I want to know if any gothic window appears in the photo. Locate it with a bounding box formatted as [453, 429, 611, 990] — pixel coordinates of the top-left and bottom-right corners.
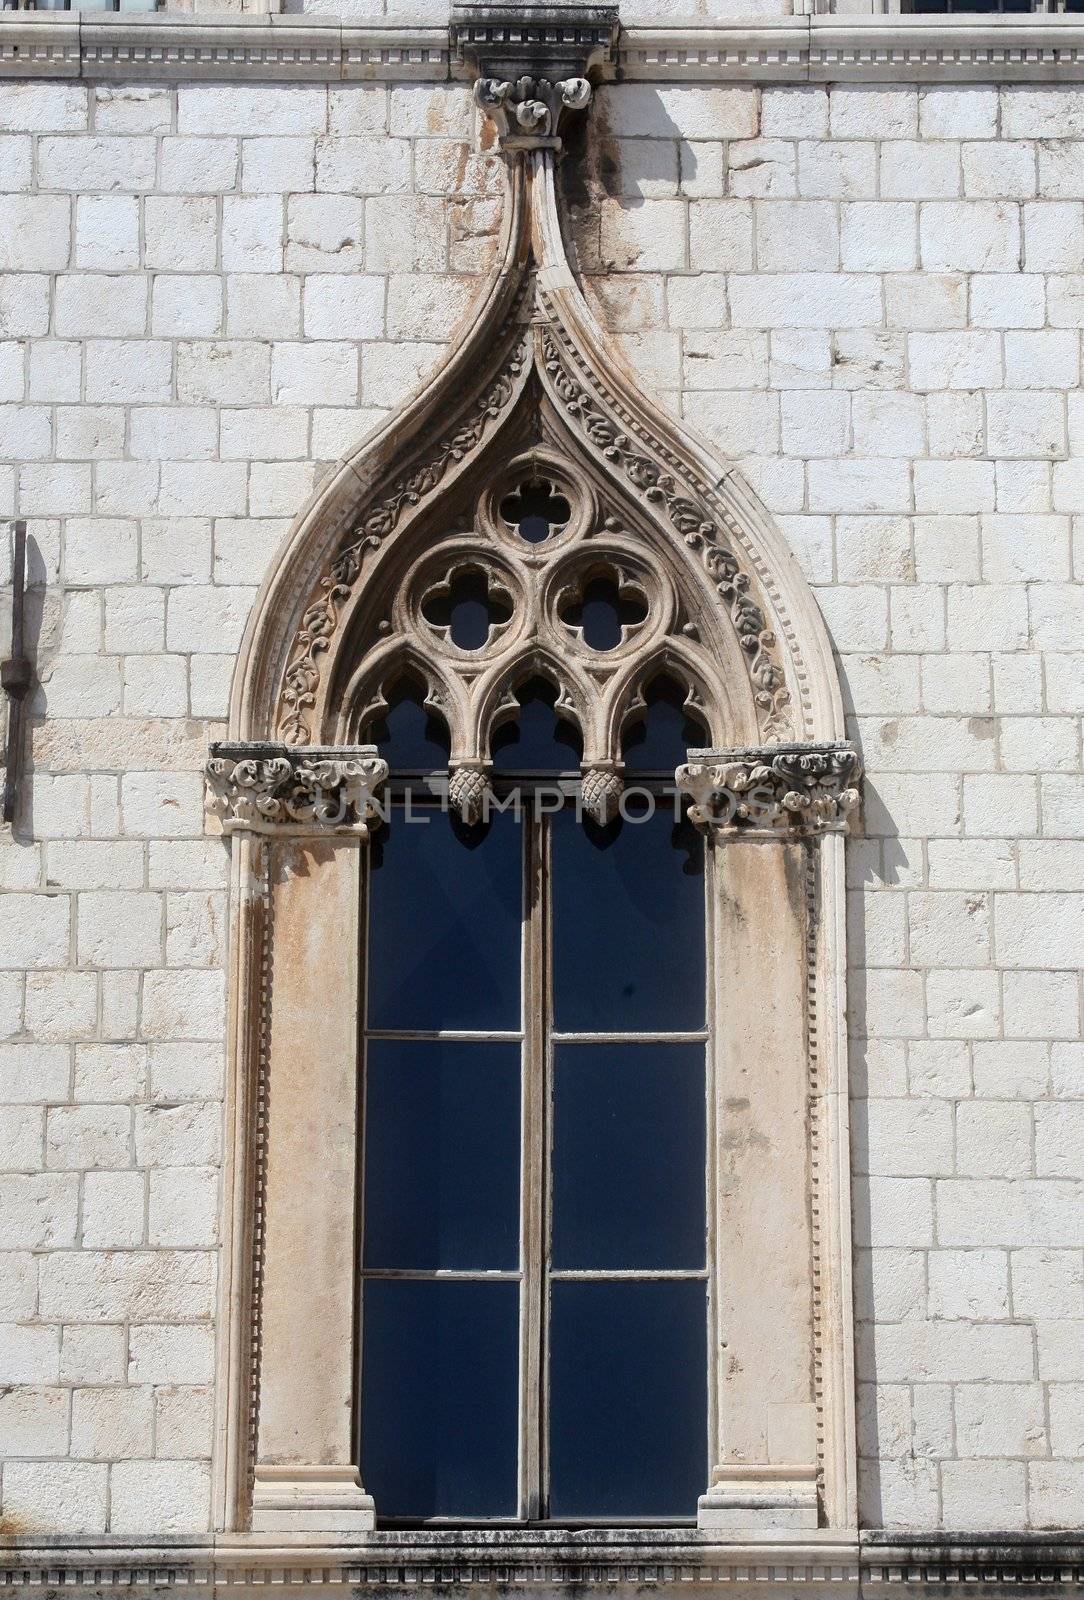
[209, 31, 862, 1552]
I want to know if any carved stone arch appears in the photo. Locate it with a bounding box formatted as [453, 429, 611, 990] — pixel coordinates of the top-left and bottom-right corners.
[602, 640, 726, 764]
[209, 24, 860, 1550]
[473, 641, 595, 760]
[335, 639, 466, 756]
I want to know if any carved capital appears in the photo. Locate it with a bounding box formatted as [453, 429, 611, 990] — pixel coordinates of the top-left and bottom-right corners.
[205, 742, 388, 839]
[677, 741, 861, 838]
[474, 73, 592, 149]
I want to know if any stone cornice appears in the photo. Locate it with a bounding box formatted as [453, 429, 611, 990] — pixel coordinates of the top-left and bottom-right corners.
[205, 741, 388, 837]
[5, 12, 1084, 83]
[2, 1533, 1084, 1592]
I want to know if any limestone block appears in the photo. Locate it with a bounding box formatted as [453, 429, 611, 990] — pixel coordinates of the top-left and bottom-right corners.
[0, 1106, 44, 1173]
[0, 83, 87, 134]
[303, 274, 384, 341]
[1024, 200, 1084, 270]
[109, 1459, 211, 1534]
[927, 1249, 1010, 1319]
[222, 195, 285, 275]
[830, 85, 918, 139]
[85, 341, 172, 406]
[160, 137, 239, 194]
[225, 275, 301, 341]
[0, 1460, 108, 1535]
[59, 1324, 127, 1386]
[0, 277, 52, 340]
[687, 199, 752, 271]
[37, 1250, 216, 1323]
[178, 84, 326, 138]
[72, 1385, 154, 1461]
[128, 1322, 215, 1385]
[75, 195, 140, 271]
[797, 139, 876, 199]
[271, 341, 358, 406]
[920, 200, 1019, 271]
[243, 136, 316, 194]
[38, 136, 156, 194]
[121, 772, 205, 839]
[155, 1385, 214, 1460]
[144, 197, 218, 273]
[24, 970, 97, 1042]
[148, 1166, 219, 1247]
[0, 897, 70, 970]
[285, 195, 365, 274]
[74, 1043, 147, 1102]
[920, 86, 998, 140]
[94, 86, 171, 137]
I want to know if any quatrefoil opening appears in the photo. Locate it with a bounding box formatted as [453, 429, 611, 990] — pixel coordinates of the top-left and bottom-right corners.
[420, 564, 515, 654]
[556, 565, 649, 654]
[499, 477, 572, 545]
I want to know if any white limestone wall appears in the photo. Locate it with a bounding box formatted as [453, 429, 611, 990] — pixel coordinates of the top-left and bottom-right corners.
[0, 74, 1081, 1537]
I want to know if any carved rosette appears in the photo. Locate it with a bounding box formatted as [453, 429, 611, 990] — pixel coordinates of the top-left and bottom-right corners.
[206, 743, 388, 839]
[677, 743, 862, 837]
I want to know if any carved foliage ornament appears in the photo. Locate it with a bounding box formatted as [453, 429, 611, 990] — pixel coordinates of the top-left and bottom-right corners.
[677, 743, 862, 836]
[206, 744, 388, 838]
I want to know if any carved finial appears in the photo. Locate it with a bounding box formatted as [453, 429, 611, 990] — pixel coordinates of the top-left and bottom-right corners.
[580, 765, 623, 825]
[448, 764, 495, 825]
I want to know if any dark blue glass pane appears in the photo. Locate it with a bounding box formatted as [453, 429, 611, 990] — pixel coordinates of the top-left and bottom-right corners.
[548, 1280, 707, 1519]
[368, 808, 521, 1030]
[622, 678, 707, 773]
[361, 1279, 519, 1518]
[552, 807, 704, 1031]
[365, 680, 450, 771]
[491, 678, 582, 772]
[364, 1040, 520, 1271]
[552, 1043, 705, 1271]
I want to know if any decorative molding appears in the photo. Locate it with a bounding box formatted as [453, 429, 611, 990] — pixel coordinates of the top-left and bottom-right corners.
[205, 742, 388, 837]
[537, 320, 793, 742]
[7, 1534, 1084, 1593]
[677, 742, 862, 837]
[6, 13, 1084, 84]
[450, 3, 618, 84]
[276, 326, 529, 748]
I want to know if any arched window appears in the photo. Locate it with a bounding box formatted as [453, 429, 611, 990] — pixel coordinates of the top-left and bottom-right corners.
[358, 685, 710, 1524]
[206, 36, 861, 1556]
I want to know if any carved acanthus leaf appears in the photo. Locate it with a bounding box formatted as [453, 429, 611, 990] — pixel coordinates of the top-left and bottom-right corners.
[474, 75, 592, 147]
[676, 743, 862, 836]
[206, 743, 388, 838]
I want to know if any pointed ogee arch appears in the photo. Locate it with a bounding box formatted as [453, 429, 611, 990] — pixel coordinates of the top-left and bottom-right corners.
[208, 42, 860, 1549]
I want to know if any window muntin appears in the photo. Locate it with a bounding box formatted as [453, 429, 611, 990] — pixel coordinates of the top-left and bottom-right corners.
[358, 759, 708, 1524]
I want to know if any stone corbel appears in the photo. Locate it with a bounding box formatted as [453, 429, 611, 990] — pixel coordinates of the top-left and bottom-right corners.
[473, 73, 592, 151]
[205, 742, 388, 838]
[676, 742, 861, 837]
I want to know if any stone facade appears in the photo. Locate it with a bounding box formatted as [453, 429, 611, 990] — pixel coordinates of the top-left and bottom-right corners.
[0, 4, 1082, 1579]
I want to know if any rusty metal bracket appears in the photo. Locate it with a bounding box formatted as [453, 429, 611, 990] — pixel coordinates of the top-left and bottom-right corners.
[2, 521, 30, 826]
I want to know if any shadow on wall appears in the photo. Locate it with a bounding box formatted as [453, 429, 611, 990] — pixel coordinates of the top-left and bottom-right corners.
[837, 648, 925, 1530]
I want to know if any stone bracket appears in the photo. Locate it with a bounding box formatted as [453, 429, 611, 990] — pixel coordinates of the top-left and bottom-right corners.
[205, 742, 388, 839]
[676, 741, 861, 837]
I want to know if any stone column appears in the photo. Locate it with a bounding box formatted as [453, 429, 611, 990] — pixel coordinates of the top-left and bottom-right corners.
[677, 743, 860, 1534]
[206, 744, 387, 1533]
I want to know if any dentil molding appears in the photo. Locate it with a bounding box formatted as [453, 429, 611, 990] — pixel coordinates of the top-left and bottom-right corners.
[3, 1533, 1084, 1593]
[5, 12, 1084, 82]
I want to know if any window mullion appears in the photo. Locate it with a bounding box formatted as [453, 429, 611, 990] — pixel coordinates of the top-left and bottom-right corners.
[519, 809, 548, 1520]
